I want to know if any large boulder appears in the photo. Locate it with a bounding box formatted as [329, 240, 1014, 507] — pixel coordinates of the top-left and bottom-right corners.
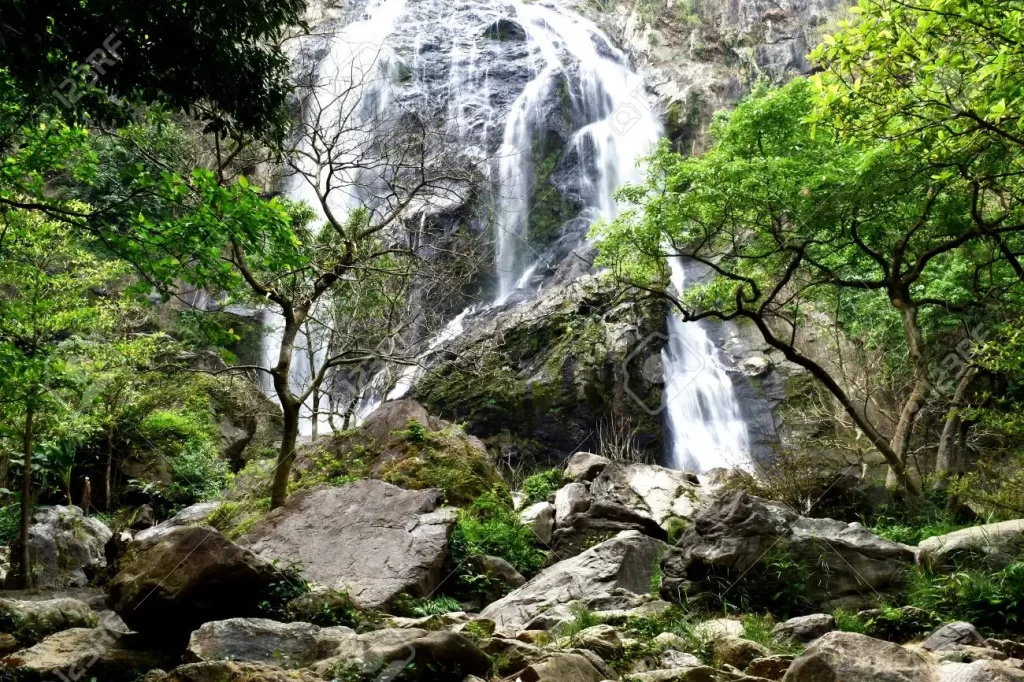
[134, 502, 224, 546]
[661, 491, 915, 609]
[772, 614, 836, 643]
[243, 481, 457, 610]
[0, 597, 96, 646]
[109, 525, 278, 638]
[186, 618, 348, 669]
[937, 660, 1024, 681]
[586, 459, 702, 528]
[519, 502, 555, 545]
[918, 520, 1024, 571]
[783, 631, 935, 682]
[14, 506, 111, 588]
[921, 622, 986, 653]
[0, 627, 170, 682]
[480, 530, 667, 635]
[307, 628, 490, 681]
[155, 661, 324, 682]
[499, 651, 612, 682]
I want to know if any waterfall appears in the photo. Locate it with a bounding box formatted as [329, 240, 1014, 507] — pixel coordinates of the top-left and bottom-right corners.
[662, 257, 749, 472]
[263, 0, 751, 473]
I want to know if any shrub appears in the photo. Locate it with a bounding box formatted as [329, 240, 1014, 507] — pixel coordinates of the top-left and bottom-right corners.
[450, 490, 546, 576]
[904, 561, 1024, 634]
[832, 607, 870, 634]
[167, 439, 230, 506]
[520, 469, 563, 506]
[392, 594, 463, 618]
[555, 602, 601, 644]
[256, 563, 310, 621]
[621, 607, 715, 665]
[740, 613, 802, 656]
[0, 505, 21, 545]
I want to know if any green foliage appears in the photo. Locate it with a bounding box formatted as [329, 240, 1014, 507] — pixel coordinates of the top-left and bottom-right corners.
[904, 561, 1024, 634]
[0, 505, 22, 545]
[520, 469, 564, 506]
[740, 613, 804, 656]
[256, 563, 311, 622]
[555, 602, 601, 644]
[378, 426, 502, 506]
[446, 485, 544, 581]
[138, 408, 229, 508]
[392, 594, 464, 618]
[0, 0, 306, 140]
[621, 607, 716, 665]
[832, 607, 870, 635]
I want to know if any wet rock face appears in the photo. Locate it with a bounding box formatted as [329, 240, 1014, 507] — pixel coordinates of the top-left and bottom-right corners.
[415, 275, 667, 466]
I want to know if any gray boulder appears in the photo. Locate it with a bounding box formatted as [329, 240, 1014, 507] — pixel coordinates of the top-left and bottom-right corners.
[714, 635, 769, 669]
[783, 631, 935, 681]
[519, 502, 555, 545]
[480, 530, 667, 635]
[0, 627, 171, 682]
[748, 655, 797, 680]
[921, 622, 986, 653]
[16, 506, 111, 588]
[499, 652, 612, 682]
[938, 660, 1024, 681]
[186, 618, 349, 669]
[662, 491, 915, 608]
[0, 597, 96, 646]
[564, 453, 610, 482]
[307, 628, 490, 681]
[919, 520, 1024, 571]
[109, 525, 278, 638]
[154, 661, 325, 681]
[134, 502, 224, 546]
[244, 481, 456, 610]
[773, 614, 836, 643]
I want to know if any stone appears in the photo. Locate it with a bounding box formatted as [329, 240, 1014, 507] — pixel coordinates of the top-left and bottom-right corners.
[921, 622, 986, 652]
[109, 525, 277, 638]
[662, 491, 915, 608]
[748, 655, 796, 680]
[988, 641, 1024, 660]
[661, 650, 701, 668]
[783, 631, 935, 681]
[156, 661, 325, 681]
[244, 481, 456, 610]
[499, 652, 609, 682]
[590, 461, 704, 528]
[471, 555, 526, 597]
[481, 636, 549, 675]
[134, 502, 224, 546]
[919, 520, 1024, 571]
[554, 482, 591, 525]
[556, 624, 623, 659]
[186, 618, 341, 669]
[565, 453, 610, 482]
[15, 505, 111, 588]
[520, 502, 555, 545]
[0, 597, 96, 646]
[693, 618, 745, 641]
[654, 632, 691, 650]
[359, 399, 433, 447]
[628, 667, 746, 681]
[308, 628, 489, 681]
[0, 634, 15, 655]
[938, 660, 1024, 681]
[479, 530, 667, 635]
[0, 627, 171, 682]
[551, 498, 667, 559]
[772, 614, 835, 643]
[714, 635, 770, 669]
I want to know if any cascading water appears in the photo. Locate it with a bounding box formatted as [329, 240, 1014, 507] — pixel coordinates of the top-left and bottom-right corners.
[264, 0, 750, 471]
[662, 258, 749, 472]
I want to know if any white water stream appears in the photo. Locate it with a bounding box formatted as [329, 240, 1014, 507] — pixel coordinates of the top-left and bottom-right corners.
[261, 0, 750, 471]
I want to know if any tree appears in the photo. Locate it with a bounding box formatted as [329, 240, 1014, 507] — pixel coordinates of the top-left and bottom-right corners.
[0, 208, 120, 587]
[0, 0, 306, 141]
[594, 79, 1024, 494]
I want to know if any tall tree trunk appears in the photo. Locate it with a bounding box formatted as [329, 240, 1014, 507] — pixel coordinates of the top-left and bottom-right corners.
[310, 390, 320, 440]
[270, 400, 301, 509]
[886, 298, 931, 488]
[18, 404, 34, 589]
[105, 430, 114, 511]
[935, 366, 978, 485]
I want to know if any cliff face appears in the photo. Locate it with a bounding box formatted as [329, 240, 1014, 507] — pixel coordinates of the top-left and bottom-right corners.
[587, 0, 847, 152]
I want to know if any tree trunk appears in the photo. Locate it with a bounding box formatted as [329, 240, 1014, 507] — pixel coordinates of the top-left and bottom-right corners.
[886, 298, 931, 489]
[18, 404, 34, 589]
[934, 366, 978, 485]
[105, 430, 114, 511]
[310, 390, 320, 440]
[270, 400, 301, 509]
